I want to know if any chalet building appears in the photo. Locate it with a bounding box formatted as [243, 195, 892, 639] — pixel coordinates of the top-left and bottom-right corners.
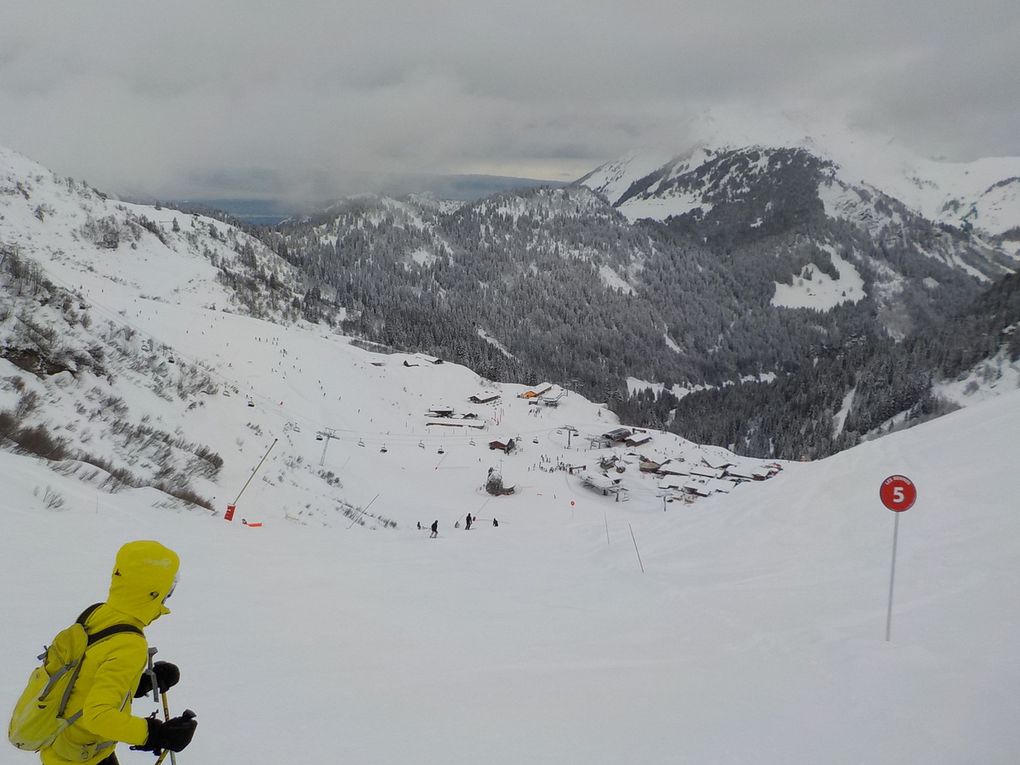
[656, 460, 690, 476]
[684, 477, 733, 496]
[701, 454, 733, 471]
[724, 462, 773, 481]
[580, 471, 625, 496]
[519, 383, 553, 399]
[623, 432, 652, 447]
[469, 390, 501, 404]
[601, 427, 633, 443]
[682, 480, 714, 498]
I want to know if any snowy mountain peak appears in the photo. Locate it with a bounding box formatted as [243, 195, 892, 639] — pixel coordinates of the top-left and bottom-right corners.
[579, 111, 1020, 239]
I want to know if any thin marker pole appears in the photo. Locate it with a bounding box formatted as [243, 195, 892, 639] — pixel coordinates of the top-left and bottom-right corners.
[233, 438, 278, 505]
[885, 512, 900, 642]
[347, 493, 380, 529]
[628, 523, 644, 574]
[604, 512, 610, 546]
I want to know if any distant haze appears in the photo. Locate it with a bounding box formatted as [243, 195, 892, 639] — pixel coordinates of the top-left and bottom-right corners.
[144, 174, 567, 225]
[1, 0, 1017, 202]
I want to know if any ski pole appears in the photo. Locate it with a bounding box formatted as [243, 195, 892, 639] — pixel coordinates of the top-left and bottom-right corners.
[161, 690, 177, 765]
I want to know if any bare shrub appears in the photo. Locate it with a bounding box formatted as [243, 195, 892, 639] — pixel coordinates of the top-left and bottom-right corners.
[152, 482, 213, 510]
[42, 486, 66, 511]
[1, 417, 69, 460]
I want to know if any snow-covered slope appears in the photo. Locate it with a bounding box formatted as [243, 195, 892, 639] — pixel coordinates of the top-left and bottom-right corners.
[576, 151, 674, 209]
[0, 145, 305, 316]
[3, 139, 1019, 764]
[2, 381, 1017, 764]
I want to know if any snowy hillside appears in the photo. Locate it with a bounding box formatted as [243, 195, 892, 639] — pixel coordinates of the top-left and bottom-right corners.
[2, 379, 1018, 763]
[2, 143, 782, 526]
[2, 137, 1018, 765]
[0, 145, 306, 313]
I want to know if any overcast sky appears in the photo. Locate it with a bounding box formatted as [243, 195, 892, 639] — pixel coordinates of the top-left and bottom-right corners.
[1, 0, 1017, 201]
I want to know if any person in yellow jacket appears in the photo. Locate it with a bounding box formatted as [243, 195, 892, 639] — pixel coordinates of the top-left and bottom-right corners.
[40, 540, 197, 765]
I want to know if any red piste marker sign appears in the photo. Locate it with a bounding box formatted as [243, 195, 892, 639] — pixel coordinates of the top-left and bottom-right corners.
[881, 474, 917, 641]
[880, 475, 917, 512]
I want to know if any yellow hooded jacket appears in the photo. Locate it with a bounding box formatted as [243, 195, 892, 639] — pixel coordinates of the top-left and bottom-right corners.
[40, 541, 180, 765]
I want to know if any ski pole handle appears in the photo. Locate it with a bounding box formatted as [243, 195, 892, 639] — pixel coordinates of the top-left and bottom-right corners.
[145, 648, 159, 703]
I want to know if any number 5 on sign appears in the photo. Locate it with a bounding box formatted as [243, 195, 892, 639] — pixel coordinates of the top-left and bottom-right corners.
[881, 475, 917, 641]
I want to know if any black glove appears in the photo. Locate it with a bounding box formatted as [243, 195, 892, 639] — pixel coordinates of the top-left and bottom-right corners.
[134, 665, 180, 701]
[133, 710, 197, 754]
[135, 661, 181, 698]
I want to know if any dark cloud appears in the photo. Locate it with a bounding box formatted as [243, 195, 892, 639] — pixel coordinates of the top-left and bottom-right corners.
[1, 0, 1017, 200]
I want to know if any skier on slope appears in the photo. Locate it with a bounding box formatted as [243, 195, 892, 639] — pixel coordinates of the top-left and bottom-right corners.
[430, 520, 439, 538]
[465, 513, 473, 531]
[38, 541, 197, 765]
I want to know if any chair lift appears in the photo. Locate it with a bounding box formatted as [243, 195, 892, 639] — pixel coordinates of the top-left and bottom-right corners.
[246, 399, 255, 408]
[418, 440, 425, 449]
[380, 445, 388, 453]
[437, 447, 445, 454]
[316, 433, 324, 441]
[358, 438, 365, 447]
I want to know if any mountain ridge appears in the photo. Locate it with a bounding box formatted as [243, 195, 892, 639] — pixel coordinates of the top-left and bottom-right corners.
[4, 141, 1018, 465]
[577, 115, 1020, 244]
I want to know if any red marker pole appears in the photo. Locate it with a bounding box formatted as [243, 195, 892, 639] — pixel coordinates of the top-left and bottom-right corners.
[881, 475, 917, 642]
[226, 438, 278, 522]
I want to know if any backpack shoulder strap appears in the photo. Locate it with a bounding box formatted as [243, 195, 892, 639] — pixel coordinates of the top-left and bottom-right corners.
[76, 603, 145, 646]
[86, 624, 144, 646]
[76, 603, 103, 626]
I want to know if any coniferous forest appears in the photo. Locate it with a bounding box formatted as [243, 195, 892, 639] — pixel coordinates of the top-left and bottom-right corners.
[264, 148, 1020, 460]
